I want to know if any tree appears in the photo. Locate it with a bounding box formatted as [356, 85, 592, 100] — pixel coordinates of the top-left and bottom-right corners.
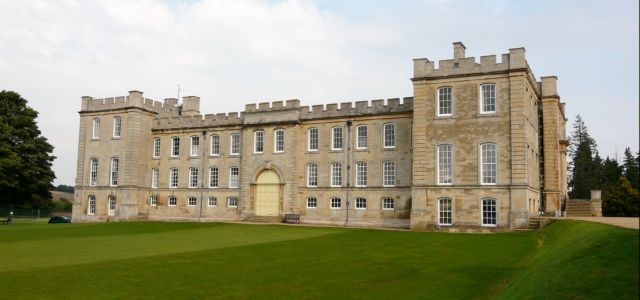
[568, 115, 599, 199]
[600, 156, 622, 189]
[0, 91, 56, 208]
[602, 176, 640, 217]
[622, 147, 639, 190]
[54, 184, 74, 193]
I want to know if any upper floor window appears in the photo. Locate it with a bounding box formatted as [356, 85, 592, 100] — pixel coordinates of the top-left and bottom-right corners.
[382, 161, 395, 187]
[151, 168, 159, 188]
[482, 198, 497, 226]
[112, 116, 121, 138]
[89, 158, 98, 186]
[87, 195, 96, 215]
[254, 130, 264, 154]
[190, 136, 200, 156]
[209, 167, 219, 188]
[230, 133, 240, 155]
[481, 143, 497, 184]
[171, 137, 180, 157]
[355, 161, 367, 187]
[92, 118, 101, 139]
[210, 134, 220, 156]
[153, 138, 160, 158]
[274, 129, 284, 153]
[168, 196, 177, 206]
[332, 127, 343, 150]
[437, 87, 453, 116]
[308, 128, 318, 151]
[438, 198, 452, 225]
[437, 144, 453, 185]
[189, 167, 198, 188]
[307, 163, 318, 187]
[169, 167, 178, 188]
[355, 197, 367, 209]
[187, 196, 197, 206]
[330, 162, 342, 187]
[229, 166, 240, 188]
[382, 198, 395, 210]
[356, 125, 368, 149]
[108, 195, 116, 216]
[480, 84, 496, 114]
[383, 123, 395, 148]
[307, 197, 317, 208]
[330, 197, 342, 209]
[110, 157, 119, 187]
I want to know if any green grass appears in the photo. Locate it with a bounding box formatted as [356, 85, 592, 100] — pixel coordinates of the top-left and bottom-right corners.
[0, 220, 637, 299]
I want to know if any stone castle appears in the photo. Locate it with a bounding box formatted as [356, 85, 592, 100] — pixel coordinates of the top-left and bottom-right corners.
[72, 42, 568, 231]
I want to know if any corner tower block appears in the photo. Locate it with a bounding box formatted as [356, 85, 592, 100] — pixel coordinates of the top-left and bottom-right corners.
[128, 90, 144, 106]
[541, 76, 558, 97]
[182, 96, 200, 116]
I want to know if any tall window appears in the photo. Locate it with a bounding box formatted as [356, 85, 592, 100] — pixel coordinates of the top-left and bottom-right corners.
[330, 162, 342, 187]
[187, 196, 197, 206]
[382, 161, 395, 187]
[87, 195, 96, 215]
[481, 143, 497, 184]
[438, 198, 452, 225]
[150, 195, 157, 207]
[230, 133, 240, 155]
[382, 198, 395, 210]
[209, 167, 219, 188]
[438, 87, 453, 116]
[168, 196, 177, 206]
[170, 168, 178, 188]
[108, 196, 116, 216]
[383, 123, 395, 148]
[308, 128, 318, 151]
[274, 129, 284, 152]
[355, 197, 367, 209]
[153, 138, 161, 158]
[227, 197, 238, 207]
[92, 118, 101, 139]
[480, 83, 496, 113]
[112, 116, 121, 138]
[229, 167, 240, 188]
[89, 158, 98, 186]
[437, 144, 453, 184]
[482, 198, 497, 226]
[355, 161, 367, 187]
[189, 167, 198, 188]
[210, 134, 220, 156]
[307, 197, 317, 208]
[151, 168, 159, 188]
[190, 136, 200, 156]
[356, 125, 368, 149]
[208, 197, 217, 207]
[254, 130, 264, 153]
[332, 127, 343, 150]
[110, 157, 119, 186]
[171, 137, 180, 157]
[330, 197, 341, 209]
[307, 163, 318, 187]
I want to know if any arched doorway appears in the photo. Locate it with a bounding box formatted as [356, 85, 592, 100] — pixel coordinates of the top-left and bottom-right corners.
[255, 170, 280, 216]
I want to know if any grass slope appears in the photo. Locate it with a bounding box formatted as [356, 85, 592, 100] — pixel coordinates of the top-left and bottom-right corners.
[0, 220, 637, 299]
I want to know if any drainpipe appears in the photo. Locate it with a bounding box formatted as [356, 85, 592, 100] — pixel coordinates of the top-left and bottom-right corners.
[345, 120, 352, 226]
[508, 74, 513, 229]
[198, 130, 207, 221]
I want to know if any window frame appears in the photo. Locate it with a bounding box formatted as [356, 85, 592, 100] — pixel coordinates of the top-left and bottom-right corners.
[151, 168, 159, 188]
[189, 167, 198, 188]
[190, 136, 200, 157]
[150, 195, 157, 207]
[230, 133, 240, 155]
[438, 197, 453, 226]
[227, 197, 238, 208]
[306, 197, 317, 209]
[437, 144, 453, 185]
[89, 158, 98, 186]
[169, 167, 178, 188]
[168, 196, 177, 207]
[108, 195, 116, 216]
[480, 143, 498, 185]
[110, 157, 119, 187]
[112, 116, 121, 138]
[308, 128, 319, 151]
[437, 86, 453, 117]
[229, 166, 240, 188]
[481, 198, 498, 227]
[479, 83, 497, 114]
[209, 166, 219, 188]
[254, 130, 264, 154]
[210, 134, 220, 156]
[383, 123, 395, 148]
[382, 198, 395, 210]
[355, 197, 367, 210]
[330, 197, 342, 209]
[87, 195, 96, 215]
[92, 118, 101, 139]
[330, 162, 342, 187]
[356, 125, 368, 149]
[382, 161, 395, 187]
[355, 161, 367, 187]
[171, 137, 180, 157]
[153, 137, 161, 158]
[307, 163, 318, 187]
[274, 129, 284, 153]
[208, 196, 217, 207]
[331, 126, 343, 150]
[187, 196, 197, 207]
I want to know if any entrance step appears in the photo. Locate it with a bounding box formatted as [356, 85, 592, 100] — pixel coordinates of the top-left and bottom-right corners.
[566, 200, 593, 217]
[245, 216, 282, 223]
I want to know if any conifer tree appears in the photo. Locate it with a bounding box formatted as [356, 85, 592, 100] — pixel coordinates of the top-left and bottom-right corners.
[568, 115, 599, 199]
[622, 147, 639, 190]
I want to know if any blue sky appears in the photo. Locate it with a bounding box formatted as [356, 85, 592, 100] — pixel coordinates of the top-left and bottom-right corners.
[1, 0, 638, 185]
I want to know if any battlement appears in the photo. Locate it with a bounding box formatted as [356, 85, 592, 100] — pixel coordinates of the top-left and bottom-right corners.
[413, 42, 527, 79]
[153, 112, 243, 130]
[300, 97, 413, 120]
[81, 90, 179, 116]
[244, 99, 301, 112]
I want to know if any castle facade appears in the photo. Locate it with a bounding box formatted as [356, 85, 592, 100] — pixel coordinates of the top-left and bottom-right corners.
[72, 43, 568, 231]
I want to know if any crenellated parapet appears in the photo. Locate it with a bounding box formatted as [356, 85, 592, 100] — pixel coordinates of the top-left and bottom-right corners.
[81, 90, 179, 116]
[153, 112, 243, 130]
[300, 97, 413, 120]
[413, 42, 527, 79]
[244, 99, 300, 112]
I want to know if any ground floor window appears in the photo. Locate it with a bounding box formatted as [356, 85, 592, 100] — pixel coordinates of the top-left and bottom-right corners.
[188, 196, 197, 206]
[150, 195, 157, 207]
[228, 197, 238, 208]
[330, 197, 341, 209]
[438, 198, 452, 225]
[108, 196, 116, 216]
[208, 197, 217, 207]
[482, 198, 497, 226]
[87, 195, 96, 215]
[382, 198, 394, 210]
[307, 197, 317, 208]
[168, 196, 177, 207]
[355, 197, 366, 209]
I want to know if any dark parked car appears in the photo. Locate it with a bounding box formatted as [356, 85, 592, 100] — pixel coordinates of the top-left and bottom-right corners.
[48, 216, 72, 224]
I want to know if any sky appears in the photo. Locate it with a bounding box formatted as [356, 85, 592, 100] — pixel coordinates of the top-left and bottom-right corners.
[1, 0, 638, 185]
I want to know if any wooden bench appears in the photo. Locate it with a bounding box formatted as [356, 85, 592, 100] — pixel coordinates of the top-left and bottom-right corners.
[283, 214, 300, 224]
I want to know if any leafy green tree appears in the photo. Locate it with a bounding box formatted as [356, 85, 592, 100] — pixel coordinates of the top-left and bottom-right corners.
[568, 115, 599, 199]
[0, 91, 56, 208]
[54, 184, 74, 193]
[602, 176, 640, 217]
[622, 147, 639, 190]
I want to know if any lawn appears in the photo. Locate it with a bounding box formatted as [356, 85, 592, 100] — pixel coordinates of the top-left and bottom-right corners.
[0, 220, 637, 299]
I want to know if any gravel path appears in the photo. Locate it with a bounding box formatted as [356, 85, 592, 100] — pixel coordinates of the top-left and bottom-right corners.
[564, 217, 639, 230]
